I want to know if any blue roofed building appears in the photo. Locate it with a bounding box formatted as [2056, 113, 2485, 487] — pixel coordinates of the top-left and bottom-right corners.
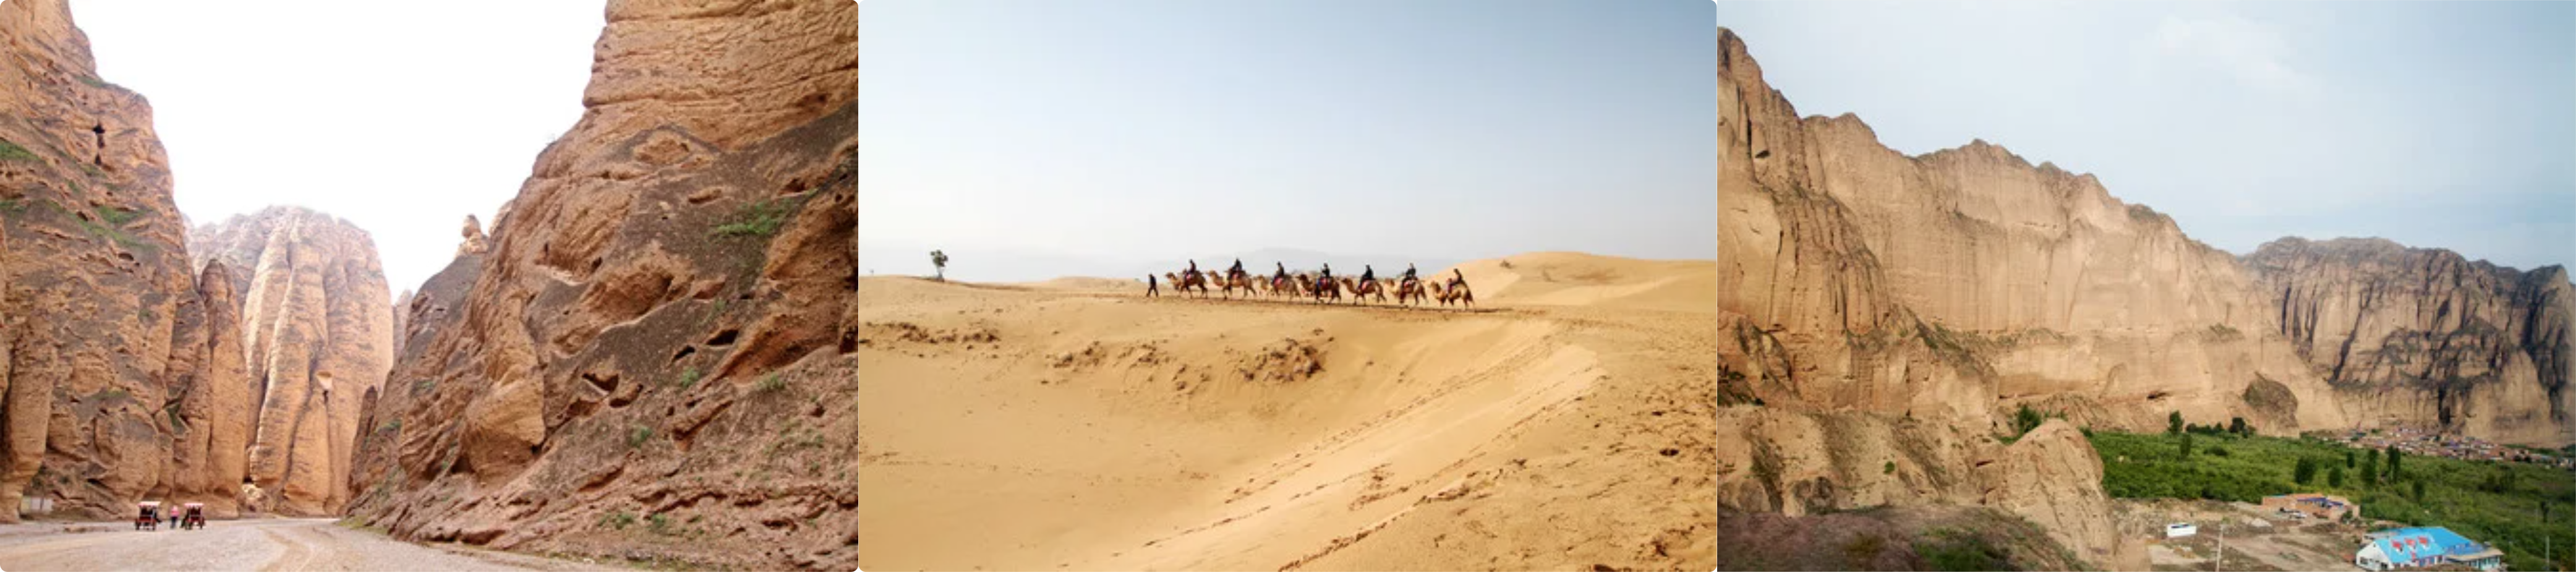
[2354, 527, 2504, 571]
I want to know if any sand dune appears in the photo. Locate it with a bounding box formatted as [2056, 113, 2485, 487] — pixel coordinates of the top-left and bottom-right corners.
[1441, 252, 1717, 312]
[856, 252, 1717, 571]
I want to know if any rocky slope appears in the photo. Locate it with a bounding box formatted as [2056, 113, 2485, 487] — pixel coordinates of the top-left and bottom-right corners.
[186, 206, 396, 515]
[0, 0, 250, 521]
[2246, 237, 2574, 445]
[1716, 25, 2570, 566]
[343, 1, 857, 570]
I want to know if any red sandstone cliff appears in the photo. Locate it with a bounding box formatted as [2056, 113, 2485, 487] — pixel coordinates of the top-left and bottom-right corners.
[187, 206, 396, 515]
[344, 1, 856, 569]
[0, 0, 250, 521]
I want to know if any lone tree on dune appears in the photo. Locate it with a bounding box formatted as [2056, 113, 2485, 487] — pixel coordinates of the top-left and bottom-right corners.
[931, 250, 949, 281]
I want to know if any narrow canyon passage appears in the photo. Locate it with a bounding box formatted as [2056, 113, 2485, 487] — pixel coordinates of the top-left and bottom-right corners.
[0, 518, 626, 571]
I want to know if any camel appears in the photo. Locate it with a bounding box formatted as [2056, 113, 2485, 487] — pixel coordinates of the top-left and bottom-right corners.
[1211, 272, 1255, 299]
[1430, 279, 1474, 308]
[1300, 274, 1342, 304]
[1162, 271, 1209, 298]
[1268, 275, 1300, 299]
[1340, 277, 1387, 304]
[1393, 278, 1429, 306]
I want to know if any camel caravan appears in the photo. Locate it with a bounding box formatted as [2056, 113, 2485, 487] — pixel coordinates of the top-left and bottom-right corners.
[1151, 259, 1474, 309]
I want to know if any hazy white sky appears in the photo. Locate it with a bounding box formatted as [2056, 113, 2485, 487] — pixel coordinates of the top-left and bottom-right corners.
[75, 1, 603, 297]
[860, 0, 1718, 281]
[1725, 1, 2576, 271]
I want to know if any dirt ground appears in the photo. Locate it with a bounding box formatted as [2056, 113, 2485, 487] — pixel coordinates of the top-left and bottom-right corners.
[0, 518, 628, 571]
[2109, 498, 2371, 571]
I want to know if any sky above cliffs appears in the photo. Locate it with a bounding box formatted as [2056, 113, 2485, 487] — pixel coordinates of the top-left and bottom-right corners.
[1723, 1, 2576, 272]
[860, 0, 1718, 281]
[76, 2, 600, 297]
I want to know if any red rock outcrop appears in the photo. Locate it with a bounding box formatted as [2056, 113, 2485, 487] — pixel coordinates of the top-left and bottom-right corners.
[186, 206, 396, 515]
[1712, 409, 2117, 558]
[2246, 237, 2574, 445]
[456, 215, 487, 257]
[0, 0, 233, 521]
[344, 1, 855, 569]
[155, 261, 256, 518]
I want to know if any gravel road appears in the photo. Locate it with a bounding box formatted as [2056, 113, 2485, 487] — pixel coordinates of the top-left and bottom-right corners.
[0, 518, 629, 571]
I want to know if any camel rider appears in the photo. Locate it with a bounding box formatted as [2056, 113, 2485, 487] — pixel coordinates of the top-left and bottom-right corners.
[1318, 263, 1333, 284]
[1401, 263, 1418, 285]
[1359, 265, 1376, 288]
[1449, 268, 1467, 289]
[1229, 258, 1245, 281]
[1274, 262, 1289, 283]
[1186, 260, 1200, 281]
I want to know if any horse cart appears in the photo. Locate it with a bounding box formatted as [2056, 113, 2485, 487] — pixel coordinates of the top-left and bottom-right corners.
[180, 503, 206, 530]
[134, 501, 160, 531]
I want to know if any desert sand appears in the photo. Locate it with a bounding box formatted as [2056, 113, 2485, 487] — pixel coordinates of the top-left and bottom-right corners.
[857, 252, 1718, 571]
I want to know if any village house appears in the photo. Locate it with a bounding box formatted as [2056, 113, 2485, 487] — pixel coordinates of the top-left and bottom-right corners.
[2354, 527, 2503, 571]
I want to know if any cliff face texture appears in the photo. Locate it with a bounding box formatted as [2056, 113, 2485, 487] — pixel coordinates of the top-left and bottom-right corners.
[186, 206, 396, 515]
[0, 0, 245, 521]
[1717, 26, 2570, 566]
[344, 1, 856, 570]
[159, 261, 255, 518]
[1718, 27, 2345, 438]
[2246, 237, 2574, 445]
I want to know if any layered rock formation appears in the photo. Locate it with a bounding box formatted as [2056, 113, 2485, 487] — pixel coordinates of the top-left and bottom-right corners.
[186, 206, 395, 515]
[0, 0, 235, 521]
[1716, 25, 2570, 565]
[156, 261, 256, 518]
[1712, 406, 2118, 558]
[1718, 27, 2345, 438]
[344, 1, 856, 569]
[2246, 237, 2574, 445]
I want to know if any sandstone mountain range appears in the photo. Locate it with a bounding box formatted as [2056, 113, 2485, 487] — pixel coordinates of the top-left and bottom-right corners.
[1718, 26, 2570, 565]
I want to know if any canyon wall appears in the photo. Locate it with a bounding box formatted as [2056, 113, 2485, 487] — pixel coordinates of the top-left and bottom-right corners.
[187, 206, 395, 515]
[2246, 237, 2574, 445]
[344, 1, 857, 569]
[0, 0, 247, 521]
[1717, 25, 2571, 565]
[1717, 26, 2123, 562]
[1718, 27, 2347, 438]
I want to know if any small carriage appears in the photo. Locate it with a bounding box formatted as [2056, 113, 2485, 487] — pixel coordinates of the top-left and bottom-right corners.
[134, 501, 160, 531]
[179, 502, 206, 530]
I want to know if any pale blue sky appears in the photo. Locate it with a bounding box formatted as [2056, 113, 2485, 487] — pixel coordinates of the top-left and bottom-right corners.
[1723, 1, 2576, 272]
[859, 0, 1717, 281]
[77, 1, 599, 297]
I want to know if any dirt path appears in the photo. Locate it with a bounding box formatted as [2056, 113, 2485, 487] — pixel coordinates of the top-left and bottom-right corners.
[0, 518, 629, 571]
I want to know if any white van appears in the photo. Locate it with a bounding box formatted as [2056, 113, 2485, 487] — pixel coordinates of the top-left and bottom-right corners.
[2165, 523, 2198, 538]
